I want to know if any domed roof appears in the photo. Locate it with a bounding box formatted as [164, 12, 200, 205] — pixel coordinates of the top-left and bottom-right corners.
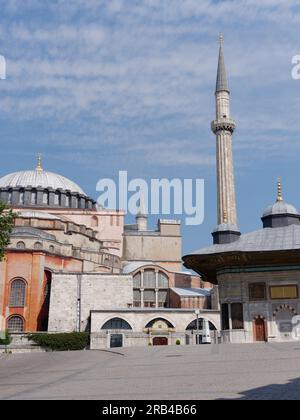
[262, 178, 298, 218]
[262, 201, 299, 218]
[0, 163, 86, 196]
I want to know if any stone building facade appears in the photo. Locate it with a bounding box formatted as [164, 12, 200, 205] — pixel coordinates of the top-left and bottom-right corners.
[0, 159, 216, 348]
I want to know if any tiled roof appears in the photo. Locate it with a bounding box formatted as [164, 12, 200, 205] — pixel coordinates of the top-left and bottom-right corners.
[190, 225, 300, 255]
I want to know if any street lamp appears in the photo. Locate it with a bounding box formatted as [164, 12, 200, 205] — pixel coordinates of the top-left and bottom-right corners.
[195, 309, 200, 345]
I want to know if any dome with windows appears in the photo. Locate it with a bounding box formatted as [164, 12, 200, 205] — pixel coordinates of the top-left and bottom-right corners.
[0, 170, 85, 195]
[0, 157, 96, 210]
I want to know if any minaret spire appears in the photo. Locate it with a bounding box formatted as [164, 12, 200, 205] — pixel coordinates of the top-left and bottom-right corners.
[211, 35, 240, 244]
[216, 33, 229, 93]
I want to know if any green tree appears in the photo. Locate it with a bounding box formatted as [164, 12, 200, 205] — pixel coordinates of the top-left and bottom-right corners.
[0, 202, 15, 261]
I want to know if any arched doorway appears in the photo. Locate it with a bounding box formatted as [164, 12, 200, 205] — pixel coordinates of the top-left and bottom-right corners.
[186, 318, 217, 344]
[145, 318, 174, 346]
[153, 337, 168, 346]
[254, 317, 267, 342]
[37, 270, 52, 331]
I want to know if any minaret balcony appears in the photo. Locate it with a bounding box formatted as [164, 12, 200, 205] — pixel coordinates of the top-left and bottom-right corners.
[211, 118, 236, 134]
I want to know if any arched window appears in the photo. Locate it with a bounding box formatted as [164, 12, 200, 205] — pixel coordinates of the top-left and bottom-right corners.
[43, 191, 49, 205]
[158, 272, 169, 288]
[31, 190, 37, 205]
[65, 194, 71, 207]
[34, 241, 42, 250]
[54, 191, 61, 206]
[101, 318, 132, 330]
[145, 318, 175, 329]
[49, 245, 55, 253]
[143, 269, 156, 288]
[91, 216, 98, 227]
[186, 319, 217, 331]
[7, 190, 12, 204]
[19, 190, 25, 205]
[16, 241, 25, 250]
[9, 279, 26, 307]
[133, 268, 169, 308]
[7, 316, 24, 332]
[133, 272, 141, 288]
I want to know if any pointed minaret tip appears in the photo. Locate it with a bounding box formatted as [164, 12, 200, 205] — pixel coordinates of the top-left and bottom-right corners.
[277, 177, 283, 202]
[216, 33, 229, 93]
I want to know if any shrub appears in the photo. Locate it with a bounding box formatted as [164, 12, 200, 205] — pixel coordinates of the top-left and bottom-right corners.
[176, 339, 181, 345]
[0, 331, 11, 346]
[28, 332, 89, 351]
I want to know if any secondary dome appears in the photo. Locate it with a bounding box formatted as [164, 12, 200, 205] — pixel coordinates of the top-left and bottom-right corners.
[262, 201, 298, 218]
[261, 178, 300, 228]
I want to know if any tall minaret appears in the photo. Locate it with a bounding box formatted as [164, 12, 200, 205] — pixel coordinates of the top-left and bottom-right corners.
[211, 34, 240, 244]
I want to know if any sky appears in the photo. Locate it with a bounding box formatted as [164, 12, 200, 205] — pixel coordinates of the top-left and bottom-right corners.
[1, 0, 300, 255]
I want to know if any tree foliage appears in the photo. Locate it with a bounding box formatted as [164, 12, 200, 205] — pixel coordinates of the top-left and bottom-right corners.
[0, 202, 15, 261]
[0, 331, 12, 346]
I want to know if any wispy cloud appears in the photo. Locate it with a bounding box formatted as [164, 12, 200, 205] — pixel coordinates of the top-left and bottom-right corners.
[0, 0, 300, 172]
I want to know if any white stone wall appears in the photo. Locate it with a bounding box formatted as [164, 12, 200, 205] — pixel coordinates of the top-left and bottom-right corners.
[218, 270, 300, 343]
[123, 234, 181, 271]
[90, 309, 221, 349]
[48, 273, 133, 332]
[90, 310, 220, 333]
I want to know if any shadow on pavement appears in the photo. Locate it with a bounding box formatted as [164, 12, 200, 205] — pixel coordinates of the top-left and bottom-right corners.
[229, 377, 300, 400]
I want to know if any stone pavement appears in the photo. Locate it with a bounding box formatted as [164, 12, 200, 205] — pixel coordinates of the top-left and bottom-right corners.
[1, 343, 300, 400]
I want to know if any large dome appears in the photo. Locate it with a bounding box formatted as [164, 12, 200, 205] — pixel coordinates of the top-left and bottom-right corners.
[0, 170, 85, 195]
[0, 159, 96, 210]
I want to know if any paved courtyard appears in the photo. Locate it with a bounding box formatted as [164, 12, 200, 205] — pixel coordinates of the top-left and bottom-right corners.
[1, 343, 300, 400]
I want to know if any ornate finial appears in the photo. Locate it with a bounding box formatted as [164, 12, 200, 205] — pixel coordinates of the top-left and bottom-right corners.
[219, 32, 223, 46]
[36, 153, 43, 172]
[223, 209, 228, 224]
[277, 177, 283, 202]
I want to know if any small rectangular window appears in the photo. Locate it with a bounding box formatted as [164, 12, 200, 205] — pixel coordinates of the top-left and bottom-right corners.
[221, 303, 230, 330]
[249, 283, 266, 300]
[270, 285, 298, 300]
[231, 303, 244, 330]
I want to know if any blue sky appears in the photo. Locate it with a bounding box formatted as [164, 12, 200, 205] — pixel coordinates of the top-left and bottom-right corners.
[1, 0, 300, 255]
